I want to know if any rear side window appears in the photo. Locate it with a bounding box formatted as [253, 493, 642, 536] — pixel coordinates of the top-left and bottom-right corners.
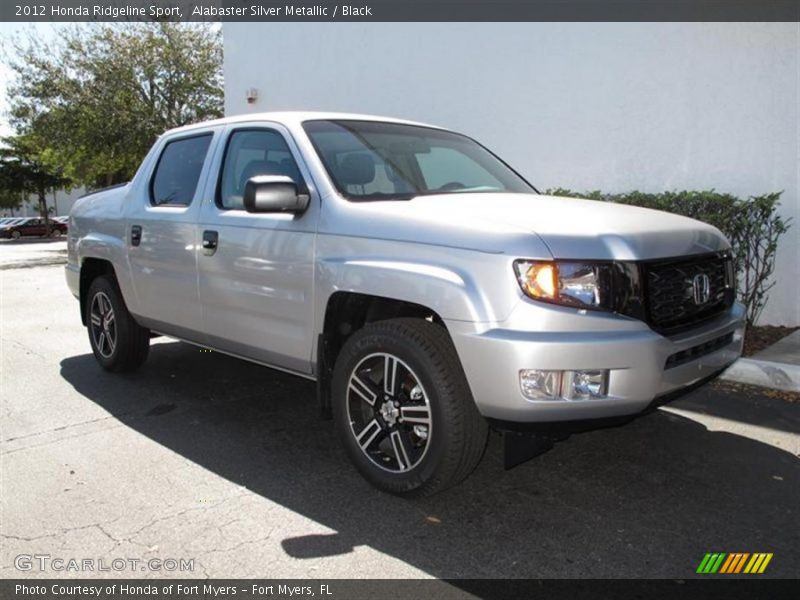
[150, 134, 213, 206]
[218, 129, 304, 210]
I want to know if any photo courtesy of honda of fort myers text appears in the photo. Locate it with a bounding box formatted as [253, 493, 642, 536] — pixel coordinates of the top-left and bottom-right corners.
[0, 1, 798, 599]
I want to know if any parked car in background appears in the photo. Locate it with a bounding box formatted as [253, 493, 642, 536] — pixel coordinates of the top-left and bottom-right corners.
[0, 217, 68, 239]
[0, 218, 27, 236]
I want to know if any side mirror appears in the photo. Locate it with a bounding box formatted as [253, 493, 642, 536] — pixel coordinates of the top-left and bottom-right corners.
[243, 175, 310, 214]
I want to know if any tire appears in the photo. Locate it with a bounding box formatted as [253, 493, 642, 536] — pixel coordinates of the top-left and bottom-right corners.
[86, 275, 150, 372]
[50, 229, 62, 238]
[332, 318, 488, 497]
[11, 230, 20, 240]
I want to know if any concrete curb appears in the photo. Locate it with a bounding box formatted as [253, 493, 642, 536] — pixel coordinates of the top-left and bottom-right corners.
[721, 358, 800, 392]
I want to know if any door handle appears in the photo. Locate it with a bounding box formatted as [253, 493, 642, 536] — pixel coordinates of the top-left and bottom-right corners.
[202, 230, 219, 256]
[130, 225, 142, 247]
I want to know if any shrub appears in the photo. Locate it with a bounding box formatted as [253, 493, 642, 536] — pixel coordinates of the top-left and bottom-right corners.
[545, 189, 791, 327]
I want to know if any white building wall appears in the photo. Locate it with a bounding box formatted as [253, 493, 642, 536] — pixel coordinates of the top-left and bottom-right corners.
[1, 186, 87, 218]
[223, 22, 799, 326]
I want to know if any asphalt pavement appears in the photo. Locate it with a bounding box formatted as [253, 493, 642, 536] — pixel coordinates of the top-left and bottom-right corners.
[1, 239, 798, 580]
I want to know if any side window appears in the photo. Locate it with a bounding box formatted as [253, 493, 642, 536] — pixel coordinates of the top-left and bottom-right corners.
[218, 129, 304, 210]
[150, 134, 213, 207]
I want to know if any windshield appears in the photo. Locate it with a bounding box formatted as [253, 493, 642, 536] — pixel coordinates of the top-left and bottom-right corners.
[303, 120, 535, 200]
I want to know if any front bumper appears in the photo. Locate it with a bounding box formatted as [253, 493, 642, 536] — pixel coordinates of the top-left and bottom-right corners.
[449, 301, 745, 423]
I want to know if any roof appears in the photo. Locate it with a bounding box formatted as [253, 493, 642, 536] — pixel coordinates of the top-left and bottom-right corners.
[162, 111, 442, 137]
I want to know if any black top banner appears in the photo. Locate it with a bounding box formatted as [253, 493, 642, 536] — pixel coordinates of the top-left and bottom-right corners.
[3, 0, 799, 22]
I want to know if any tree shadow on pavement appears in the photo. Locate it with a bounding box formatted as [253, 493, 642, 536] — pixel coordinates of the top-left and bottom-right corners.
[59, 342, 800, 579]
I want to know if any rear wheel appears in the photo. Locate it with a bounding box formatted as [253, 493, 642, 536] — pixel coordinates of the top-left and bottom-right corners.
[332, 318, 488, 497]
[11, 230, 20, 240]
[86, 276, 150, 372]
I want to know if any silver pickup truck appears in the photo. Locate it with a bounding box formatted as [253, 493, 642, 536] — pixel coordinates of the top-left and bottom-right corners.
[66, 112, 745, 496]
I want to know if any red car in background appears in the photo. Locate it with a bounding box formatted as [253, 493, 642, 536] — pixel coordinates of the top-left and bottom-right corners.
[0, 217, 68, 239]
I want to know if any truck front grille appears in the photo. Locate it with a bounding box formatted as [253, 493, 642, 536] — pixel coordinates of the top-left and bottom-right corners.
[643, 253, 734, 334]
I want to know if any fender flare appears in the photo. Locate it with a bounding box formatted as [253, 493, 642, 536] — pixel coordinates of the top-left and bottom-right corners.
[316, 257, 496, 326]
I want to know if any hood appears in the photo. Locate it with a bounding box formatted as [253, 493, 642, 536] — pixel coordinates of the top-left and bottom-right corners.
[336, 193, 729, 261]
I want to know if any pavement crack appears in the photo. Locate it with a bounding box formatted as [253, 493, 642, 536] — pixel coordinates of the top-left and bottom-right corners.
[2, 414, 132, 445]
[122, 493, 251, 544]
[2, 338, 47, 360]
[196, 527, 276, 556]
[93, 523, 123, 545]
[0, 532, 59, 542]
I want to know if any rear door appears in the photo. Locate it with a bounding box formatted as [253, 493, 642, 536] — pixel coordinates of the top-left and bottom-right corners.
[125, 130, 219, 341]
[196, 123, 320, 375]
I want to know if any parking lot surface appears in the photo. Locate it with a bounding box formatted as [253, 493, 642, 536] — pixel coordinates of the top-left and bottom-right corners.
[1, 240, 798, 579]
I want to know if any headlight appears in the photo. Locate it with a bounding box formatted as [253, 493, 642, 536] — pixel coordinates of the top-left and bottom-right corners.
[514, 260, 614, 310]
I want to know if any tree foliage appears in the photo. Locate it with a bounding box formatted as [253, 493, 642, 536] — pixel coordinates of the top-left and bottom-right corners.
[6, 22, 223, 188]
[0, 187, 25, 215]
[0, 136, 71, 226]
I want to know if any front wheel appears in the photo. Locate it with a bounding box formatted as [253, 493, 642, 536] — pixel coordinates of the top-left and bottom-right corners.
[332, 318, 488, 497]
[86, 275, 150, 372]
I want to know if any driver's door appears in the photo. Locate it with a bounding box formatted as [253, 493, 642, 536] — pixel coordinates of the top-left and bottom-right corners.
[197, 123, 320, 375]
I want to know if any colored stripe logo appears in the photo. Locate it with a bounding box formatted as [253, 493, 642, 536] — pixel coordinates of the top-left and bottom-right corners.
[696, 553, 773, 574]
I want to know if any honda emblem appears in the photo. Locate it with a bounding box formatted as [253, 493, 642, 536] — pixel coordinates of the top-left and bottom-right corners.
[692, 273, 711, 305]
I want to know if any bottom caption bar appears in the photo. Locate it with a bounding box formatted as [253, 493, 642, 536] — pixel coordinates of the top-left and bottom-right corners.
[3, 579, 799, 600]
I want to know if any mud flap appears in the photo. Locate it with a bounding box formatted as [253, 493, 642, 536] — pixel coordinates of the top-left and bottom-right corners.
[503, 431, 558, 470]
[317, 333, 333, 420]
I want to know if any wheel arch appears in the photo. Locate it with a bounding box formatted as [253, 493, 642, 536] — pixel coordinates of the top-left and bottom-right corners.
[79, 258, 117, 326]
[316, 291, 451, 419]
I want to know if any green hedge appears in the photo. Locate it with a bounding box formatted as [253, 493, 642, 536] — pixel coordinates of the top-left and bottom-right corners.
[545, 189, 791, 327]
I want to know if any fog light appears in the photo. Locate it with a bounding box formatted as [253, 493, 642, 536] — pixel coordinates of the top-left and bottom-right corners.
[564, 370, 608, 400]
[519, 369, 562, 400]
